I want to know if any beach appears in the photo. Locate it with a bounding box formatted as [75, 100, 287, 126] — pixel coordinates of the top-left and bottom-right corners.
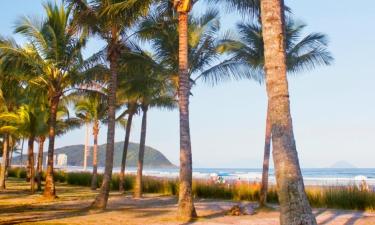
[1, 178, 375, 225]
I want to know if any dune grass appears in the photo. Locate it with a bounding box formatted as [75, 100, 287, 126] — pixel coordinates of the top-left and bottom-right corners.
[6, 167, 375, 211]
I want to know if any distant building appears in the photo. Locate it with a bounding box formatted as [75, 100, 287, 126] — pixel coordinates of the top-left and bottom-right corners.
[57, 154, 67, 166]
[45, 154, 68, 167]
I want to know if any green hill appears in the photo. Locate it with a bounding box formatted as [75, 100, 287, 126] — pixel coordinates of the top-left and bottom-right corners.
[14, 142, 176, 168]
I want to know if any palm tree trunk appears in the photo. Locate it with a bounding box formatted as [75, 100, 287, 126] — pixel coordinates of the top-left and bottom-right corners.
[177, 11, 197, 220]
[84, 122, 89, 170]
[259, 103, 272, 207]
[28, 136, 35, 193]
[20, 139, 24, 167]
[91, 36, 119, 209]
[260, 0, 316, 224]
[119, 112, 133, 193]
[5, 142, 10, 179]
[0, 134, 9, 191]
[43, 96, 60, 198]
[9, 143, 14, 167]
[134, 106, 148, 198]
[91, 120, 99, 190]
[37, 136, 46, 191]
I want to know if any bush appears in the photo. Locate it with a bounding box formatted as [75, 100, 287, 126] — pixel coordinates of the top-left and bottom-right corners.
[66, 172, 92, 186]
[7, 167, 375, 211]
[8, 167, 27, 179]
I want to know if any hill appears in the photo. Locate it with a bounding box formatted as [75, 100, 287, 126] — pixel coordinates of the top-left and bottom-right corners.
[13, 142, 176, 168]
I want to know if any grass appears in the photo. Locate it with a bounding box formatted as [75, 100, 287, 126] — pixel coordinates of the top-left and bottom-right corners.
[7, 167, 375, 211]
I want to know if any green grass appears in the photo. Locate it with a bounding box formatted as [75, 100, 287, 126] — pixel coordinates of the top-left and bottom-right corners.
[7, 167, 375, 211]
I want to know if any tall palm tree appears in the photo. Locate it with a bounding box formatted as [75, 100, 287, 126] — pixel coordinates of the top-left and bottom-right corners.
[0, 105, 43, 193]
[67, 0, 153, 209]
[117, 45, 177, 198]
[259, 0, 316, 224]
[0, 73, 25, 190]
[138, 5, 252, 218]
[174, 0, 196, 218]
[0, 2, 85, 198]
[217, 18, 333, 206]
[117, 100, 137, 193]
[74, 93, 108, 190]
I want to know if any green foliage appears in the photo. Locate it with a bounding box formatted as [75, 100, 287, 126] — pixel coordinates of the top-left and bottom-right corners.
[8, 167, 27, 179]
[7, 168, 375, 211]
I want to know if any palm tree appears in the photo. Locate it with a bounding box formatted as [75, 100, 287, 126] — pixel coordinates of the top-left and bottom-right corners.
[138, 5, 251, 218]
[0, 2, 86, 198]
[117, 100, 137, 193]
[175, 1, 196, 218]
[217, 18, 333, 206]
[0, 74, 25, 190]
[117, 45, 176, 198]
[259, 0, 317, 223]
[0, 105, 41, 193]
[67, 0, 153, 209]
[74, 93, 107, 190]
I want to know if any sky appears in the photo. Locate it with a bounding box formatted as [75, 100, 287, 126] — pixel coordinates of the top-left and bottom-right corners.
[1, 1, 375, 168]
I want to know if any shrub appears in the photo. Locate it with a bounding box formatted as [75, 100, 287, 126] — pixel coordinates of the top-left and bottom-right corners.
[7, 167, 375, 211]
[8, 167, 27, 179]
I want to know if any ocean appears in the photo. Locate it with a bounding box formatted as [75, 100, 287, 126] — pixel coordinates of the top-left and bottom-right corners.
[61, 167, 375, 186]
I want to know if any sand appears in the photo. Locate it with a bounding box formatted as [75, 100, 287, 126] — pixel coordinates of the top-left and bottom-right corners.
[1, 178, 375, 225]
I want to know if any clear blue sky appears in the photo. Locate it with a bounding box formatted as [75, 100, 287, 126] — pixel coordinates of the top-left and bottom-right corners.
[2, 1, 375, 168]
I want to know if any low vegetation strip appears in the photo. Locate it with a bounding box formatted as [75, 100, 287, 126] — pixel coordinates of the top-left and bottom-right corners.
[7, 167, 375, 211]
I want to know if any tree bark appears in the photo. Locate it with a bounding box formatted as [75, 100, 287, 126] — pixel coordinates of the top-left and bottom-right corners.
[43, 96, 60, 198]
[0, 134, 9, 191]
[37, 136, 46, 191]
[119, 112, 133, 193]
[84, 122, 89, 170]
[260, 0, 316, 224]
[134, 106, 148, 198]
[177, 12, 197, 220]
[20, 139, 24, 167]
[259, 103, 272, 207]
[28, 136, 35, 193]
[91, 120, 99, 190]
[91, 33, 119, 209]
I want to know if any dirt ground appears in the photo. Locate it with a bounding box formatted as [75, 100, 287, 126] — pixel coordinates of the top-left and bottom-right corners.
[1, 178, 375, 225]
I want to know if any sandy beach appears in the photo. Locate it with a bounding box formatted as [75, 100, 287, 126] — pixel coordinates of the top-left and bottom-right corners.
[0, 178, 374, 225]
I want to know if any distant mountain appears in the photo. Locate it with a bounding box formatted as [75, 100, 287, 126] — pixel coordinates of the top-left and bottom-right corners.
[13, 142, 176, 168]
[330, 161, 356, 169]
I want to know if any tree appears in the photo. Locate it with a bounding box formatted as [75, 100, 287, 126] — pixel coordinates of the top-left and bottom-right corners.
[74, 93, 107, 190]
[117, 45, 176, 198]
[217, 17, 333, 206]
[0, 71, 24, 190]
[0, 2, 86, 198]
[259, 0, 317, 224]
[174, 0, 196, 218]
[0, 105, 40, 193]
[67, 0, 153, 209]
[138, 4, 251, 218]
[118, 101, 137, 193]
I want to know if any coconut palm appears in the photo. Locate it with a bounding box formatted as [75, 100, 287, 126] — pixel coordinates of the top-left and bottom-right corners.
[0, 73, 25, 190]
[67, 0, 154, 209]
[0, 105, 44, 193]
[117, 100, 138, 193]
[0, 2, 86, 198]
[74, 93, 108, 190]
[259, 0, 317, 223]
[138, 5, 256, 218]
[216, 17, 333, 206]
[174, 0, 196, 217]
[117, 45, 177, 198]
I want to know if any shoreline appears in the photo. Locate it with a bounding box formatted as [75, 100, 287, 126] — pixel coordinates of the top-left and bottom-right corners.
[44, 166, 375, 187]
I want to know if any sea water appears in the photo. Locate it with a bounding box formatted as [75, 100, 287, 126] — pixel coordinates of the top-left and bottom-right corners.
[59, 167, 375, 186]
